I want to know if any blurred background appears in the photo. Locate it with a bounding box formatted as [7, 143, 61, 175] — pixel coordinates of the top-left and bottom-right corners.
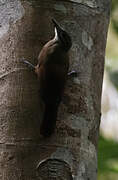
[98, 0, 118, 179]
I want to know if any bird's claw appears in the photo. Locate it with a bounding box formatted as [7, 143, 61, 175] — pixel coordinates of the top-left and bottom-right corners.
[68, 70, 78, 77]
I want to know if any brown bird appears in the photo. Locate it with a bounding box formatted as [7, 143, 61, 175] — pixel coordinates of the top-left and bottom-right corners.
[22, 19, 72, 137]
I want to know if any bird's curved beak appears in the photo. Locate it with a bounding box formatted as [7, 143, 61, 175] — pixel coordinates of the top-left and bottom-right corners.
[52, 18, 62, 32]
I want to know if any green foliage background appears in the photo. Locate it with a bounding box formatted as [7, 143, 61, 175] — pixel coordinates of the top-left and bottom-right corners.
[98, 137, 118, 180]
[111, 0, 118, 35]
[98, 1, 118, 179]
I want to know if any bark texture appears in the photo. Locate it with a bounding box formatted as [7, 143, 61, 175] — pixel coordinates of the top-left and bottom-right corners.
[0, 0, 111, 179]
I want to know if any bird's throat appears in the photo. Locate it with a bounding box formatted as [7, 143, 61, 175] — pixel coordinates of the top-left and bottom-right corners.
[53, 28, 58, 41]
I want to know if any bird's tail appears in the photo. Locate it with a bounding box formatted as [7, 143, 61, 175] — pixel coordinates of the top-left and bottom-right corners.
[40, 103, 59, 137]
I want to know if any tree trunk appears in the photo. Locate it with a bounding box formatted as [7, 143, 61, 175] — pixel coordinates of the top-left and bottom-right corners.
[0, 0, 111, 179]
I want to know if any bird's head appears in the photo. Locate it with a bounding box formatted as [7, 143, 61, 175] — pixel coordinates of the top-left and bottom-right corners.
[52, 18, 72, 52]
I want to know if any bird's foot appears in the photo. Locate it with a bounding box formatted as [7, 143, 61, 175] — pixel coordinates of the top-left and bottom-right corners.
[21, 58, 35, 70]
[68, 70, 78, 78]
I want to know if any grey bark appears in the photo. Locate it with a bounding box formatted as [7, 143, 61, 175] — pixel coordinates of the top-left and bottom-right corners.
[0, 0, 111, 180]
